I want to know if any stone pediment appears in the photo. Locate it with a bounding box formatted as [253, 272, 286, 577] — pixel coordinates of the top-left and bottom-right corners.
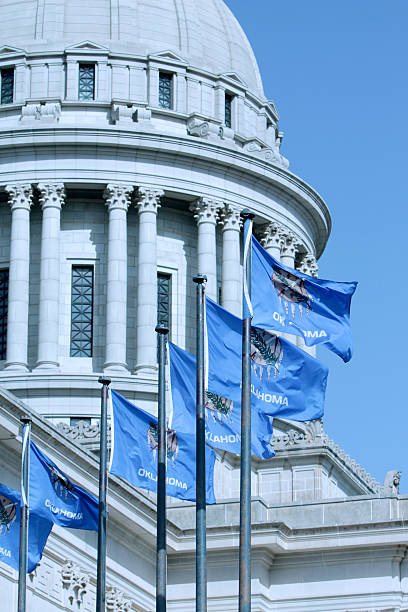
[65, 41, 109, 53]
[148, 50, 188, 65]
[220, 72, 247, 88]
[0, 45, 25, 56]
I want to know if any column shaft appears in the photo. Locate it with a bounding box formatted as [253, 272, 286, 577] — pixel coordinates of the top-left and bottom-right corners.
[4, 185, 33, 370]
[135, 188, 163, 374]
[36, 183, 65, 369]
[190, 198, 220, 301]
[103, 184, 132, 372]
[220, 204, 241, 316]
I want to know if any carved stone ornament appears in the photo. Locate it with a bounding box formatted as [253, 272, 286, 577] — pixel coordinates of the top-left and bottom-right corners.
[261, 221, 284, 252]
[20, 101, 61, 123]
[219, 203, 242, 231]
[381, 470, 402, 497]
[106, 586, 134, 611]
[298, 253, 319, 277]
[135, 187, 164, 214]
[37, 183, 65, 210]
[280, 230, 301, 259]
[218, 125, 234, 141]
[5, 183, 33, 212]
[61, 560, 90, 609]
[110, 103, 136, 124]
[187, 114, 220, 139]
[190, 197, 222, 225]
[104, 184, 134, 212]
[56, 420, 110, 443]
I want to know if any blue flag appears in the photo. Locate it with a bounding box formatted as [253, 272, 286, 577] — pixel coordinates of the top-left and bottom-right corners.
[169, 342, 275, 459]
[206, 297, 328, 422]
[110, 390, 216, 504]
[0, 483, 52, 573]
[29, 442, 98, 530]
[250, 236, 357, 362]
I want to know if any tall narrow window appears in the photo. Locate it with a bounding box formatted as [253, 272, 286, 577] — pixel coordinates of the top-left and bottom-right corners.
[157, 272, 171, 330]
[78, 64, 95, 101]
[225, 93, 233, 128]
[1, 68, 14, 105]
[0, 269, 8, 360]
[70, 266, 93, 357]
[159, 72, 173, 109]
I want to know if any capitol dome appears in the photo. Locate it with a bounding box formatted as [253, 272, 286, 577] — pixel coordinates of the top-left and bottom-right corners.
[0, 0, 265, 97]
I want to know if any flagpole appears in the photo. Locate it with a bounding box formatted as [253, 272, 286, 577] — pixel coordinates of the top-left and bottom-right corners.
[193, 274, 207, 612]
[96, 376, 111, 612]
[239, 210, 255, 612]
[156, 325, 169, 612]
[18, 416, 31, 612]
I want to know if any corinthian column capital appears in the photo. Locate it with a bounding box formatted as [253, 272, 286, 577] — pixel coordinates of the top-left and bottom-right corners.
[135, 187, 164, 214]
[280, 229, 301, 259]
[5, 184, 33, 211]
[298, 253, 319, 277]
[261, 220, 284, 251]
[37, 182, 65, 210]
[190, 197, 222, 225]
[104, 183, 133, 212]
[219, 203, 242, 232]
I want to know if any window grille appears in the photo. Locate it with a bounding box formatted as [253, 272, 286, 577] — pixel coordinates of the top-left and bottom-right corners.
[1, 68, 14, 104]
[225, 93, 233, 128]
[159, 72, 173, 109]
[157, 273, 171, 330]
[0, 269, 8, 360]
[78, 64, 95, 101]
[70, 266, 93, 357]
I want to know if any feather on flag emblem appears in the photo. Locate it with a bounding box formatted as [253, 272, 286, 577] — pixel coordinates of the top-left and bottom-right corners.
[272, 267, 313, 319]
[47, 463, 76, 503]
[147, 423, 179, 466]
[0, 495, 17, 536]
[251, 327, 283, 380]
[205, 391, 233, 425]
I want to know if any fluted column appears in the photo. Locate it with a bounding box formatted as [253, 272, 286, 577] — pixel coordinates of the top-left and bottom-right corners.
[220, 204, 241, 316]
[103, 184, 133, 372]
[190, 198, 221, 300]
[261, 221, 284, 260]
[4, 184, 33, 371]
[135, 187, 164, 375]
[36, 183, 65, 369]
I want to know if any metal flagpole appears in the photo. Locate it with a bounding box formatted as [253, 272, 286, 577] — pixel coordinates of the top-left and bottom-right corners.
[96, 376, 111, 612]
[156, 325, 169, 612]
[18, 415, 31, 612]
[239, 210, 255, 612]
[193, 274, 207, 612]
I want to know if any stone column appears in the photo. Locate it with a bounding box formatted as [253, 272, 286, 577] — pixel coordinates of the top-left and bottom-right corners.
[190, 198, 221, 301]
[220, 204, 241, 316]
[261, 221, 284, 260]
[103, 184, 133, 372]
[4, 184, 33, 371]
[135, 187, 163, 375]
[297, 252, 319, 356]
[36, 183, 65, 369]
[280, 230, 300, 269]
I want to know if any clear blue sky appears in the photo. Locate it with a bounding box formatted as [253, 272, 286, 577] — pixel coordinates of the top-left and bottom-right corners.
[225, 0, 408, 492]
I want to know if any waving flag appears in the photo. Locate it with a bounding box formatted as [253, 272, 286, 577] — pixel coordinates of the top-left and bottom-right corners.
[110, 390, 216, 504]
[206, 298, 328, 422]
[29, 442, 98, 530]
[0, 482, 52, 573]
[250, 236, 357, 362]
[169, 342, 275, 459]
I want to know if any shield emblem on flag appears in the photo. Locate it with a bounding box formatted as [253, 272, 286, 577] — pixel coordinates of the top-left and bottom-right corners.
[272, 267, 313, 318]
[0, 495, 17, 536]
[251, 327, 283, 380]
[47, 463, 76, 503]
[205, 391, 233, 425]
[147, 424, 179, 466]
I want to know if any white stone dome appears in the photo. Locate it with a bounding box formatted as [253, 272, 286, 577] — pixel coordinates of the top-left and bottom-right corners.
[0, 0, 265, 98]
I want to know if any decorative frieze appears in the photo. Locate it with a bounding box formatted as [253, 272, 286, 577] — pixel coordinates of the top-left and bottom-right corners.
[57, 420, 109, 443]
[298, 253, 319, 277]
[104, 184, 134, 212]
[61, 560, 90, 609]
[106, 586, 133, 611]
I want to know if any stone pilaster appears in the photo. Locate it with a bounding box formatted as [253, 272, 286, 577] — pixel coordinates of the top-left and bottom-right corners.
[261, 220, 284, 260]
[135, 187, 164, 375]
[36, 183, 65, 369]
[219, 204, 242, 316]
[103, 184, 133, 372]
[4, 184, 33, 371]
[190, 197, 221, 301]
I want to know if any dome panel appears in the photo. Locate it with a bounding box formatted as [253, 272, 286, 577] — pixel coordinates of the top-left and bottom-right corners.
[0, 0, 265, 97]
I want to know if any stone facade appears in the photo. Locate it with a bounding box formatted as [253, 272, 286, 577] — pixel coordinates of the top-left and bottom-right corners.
[0, 1, 404, 610]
